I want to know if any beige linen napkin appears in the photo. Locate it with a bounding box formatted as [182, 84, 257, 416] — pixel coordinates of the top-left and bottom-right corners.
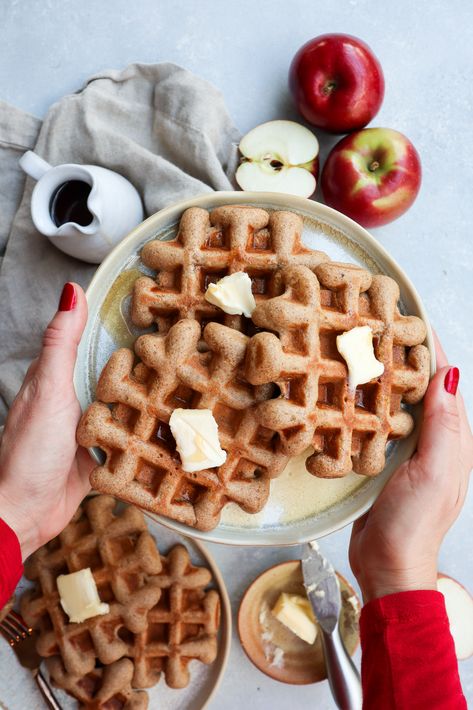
[0, 63, 240, 422]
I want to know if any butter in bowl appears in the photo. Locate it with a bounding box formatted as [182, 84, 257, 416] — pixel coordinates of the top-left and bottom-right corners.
[238, 559, 360, 684]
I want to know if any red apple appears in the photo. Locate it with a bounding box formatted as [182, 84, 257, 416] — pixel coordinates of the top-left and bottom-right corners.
[289, 34, 385, 133]
[321, 127, 421, 227]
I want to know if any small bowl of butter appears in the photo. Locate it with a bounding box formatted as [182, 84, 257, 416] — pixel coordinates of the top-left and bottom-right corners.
[238, 559, 360, 684]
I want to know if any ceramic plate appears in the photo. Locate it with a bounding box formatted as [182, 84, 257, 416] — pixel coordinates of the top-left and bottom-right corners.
[74, 192, 435, 546]
[0, 514, 231, 710]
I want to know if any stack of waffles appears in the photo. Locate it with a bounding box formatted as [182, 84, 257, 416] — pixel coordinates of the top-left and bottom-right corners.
[77, 205, 430, 531]
[20, 496, 220, 709]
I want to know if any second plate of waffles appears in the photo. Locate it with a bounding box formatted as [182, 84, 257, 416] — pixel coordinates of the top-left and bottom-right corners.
[13, 495, 231, 710]
[75, 192, 435, 546]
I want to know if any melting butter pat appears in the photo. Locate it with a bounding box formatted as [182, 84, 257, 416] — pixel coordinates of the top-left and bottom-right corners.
[169, 408, 227, 472]
[205, 272, 256, 317]
[336, 325, 384, 390]
[57, 568, 109, 624]
[272, 592, 317, 645]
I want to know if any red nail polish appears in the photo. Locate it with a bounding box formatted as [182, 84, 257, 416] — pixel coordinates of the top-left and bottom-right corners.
[444, 367, 460, 395]
[58, 282, 77, 311]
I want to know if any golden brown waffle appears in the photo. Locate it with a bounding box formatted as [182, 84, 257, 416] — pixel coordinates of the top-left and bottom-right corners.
[106, 544, 220, 690]
[77, 319, 288, 531]
[20, 496, 163, 681]
[131, 205, 329, 335]
[244, 263, 430, 478]
[47, 658, 148, 709]
[20, 497, 222, 704]
[46, 546, 219, 700]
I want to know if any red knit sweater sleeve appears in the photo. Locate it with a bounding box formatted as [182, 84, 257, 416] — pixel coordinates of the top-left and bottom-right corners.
[0, 519, 23, 609]
[360, 590, 466, 709]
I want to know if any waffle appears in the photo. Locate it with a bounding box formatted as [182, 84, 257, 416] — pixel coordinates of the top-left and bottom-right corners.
[131, 205, 329, 335]
[110, 544, 220, 690]
[20, 496, 163, 679]
[20, 496, 221, 706]
[244, 263, 430, 478]
[77, 319, 288, 531]
[45, 546, 220, 699]
[47, 658, 148, 709]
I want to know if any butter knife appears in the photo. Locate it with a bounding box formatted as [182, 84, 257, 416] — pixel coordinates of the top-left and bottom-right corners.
[302, 542, 362, 710]
[7, 631, 62, 710]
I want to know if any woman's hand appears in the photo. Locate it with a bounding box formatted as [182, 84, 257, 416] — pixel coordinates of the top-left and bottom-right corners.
[349, 335, 473, 601]
[0, 283, 93, 560]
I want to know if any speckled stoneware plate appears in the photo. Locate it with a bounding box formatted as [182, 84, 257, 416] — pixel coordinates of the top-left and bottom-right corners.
[1, 511, 231, 710]
[74, 191, 435, 547]
[238, 560, 360, 684]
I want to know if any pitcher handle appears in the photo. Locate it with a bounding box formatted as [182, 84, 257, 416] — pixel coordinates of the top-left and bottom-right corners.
[19, 151, 52, 181]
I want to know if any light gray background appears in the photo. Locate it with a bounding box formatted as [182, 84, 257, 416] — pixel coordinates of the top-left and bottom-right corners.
[1, 0, 472, 707]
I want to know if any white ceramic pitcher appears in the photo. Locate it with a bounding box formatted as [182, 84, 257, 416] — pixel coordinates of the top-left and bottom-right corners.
[19, 151, 144, 264]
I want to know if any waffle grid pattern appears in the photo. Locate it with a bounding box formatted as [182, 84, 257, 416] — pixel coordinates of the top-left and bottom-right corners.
[46, 658, 148, 710]
[78, 205, 431, 529]
[245, 262, 430, 478]
[122, 545, 220, 690]
[131, 205, 329, 335]
[20, 497, 220, 708]
[78, 319, 287, 531]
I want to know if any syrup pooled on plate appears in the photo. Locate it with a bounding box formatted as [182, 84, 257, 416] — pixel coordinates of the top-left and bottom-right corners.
[99, 268, 142, 348]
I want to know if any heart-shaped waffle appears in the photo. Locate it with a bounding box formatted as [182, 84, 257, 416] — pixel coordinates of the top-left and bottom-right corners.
[20, 497, 221, 706]
[131, 205, 329, 335]
[244, 263, 430, 478]
[77, 320, 287, 531]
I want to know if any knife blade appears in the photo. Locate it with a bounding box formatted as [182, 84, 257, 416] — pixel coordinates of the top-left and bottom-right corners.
[301, 542, 362, 710]
[301, 540, 341, 634]
[3, 631, 62, 709]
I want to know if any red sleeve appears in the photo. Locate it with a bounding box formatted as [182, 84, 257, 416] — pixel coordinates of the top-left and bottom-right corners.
[0, 518, 23, 610]
[360, 590, 466, 709]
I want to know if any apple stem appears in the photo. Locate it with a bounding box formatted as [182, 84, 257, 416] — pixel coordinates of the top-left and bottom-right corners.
[369, 160, 380, 172]
[322, 80, 337, 96]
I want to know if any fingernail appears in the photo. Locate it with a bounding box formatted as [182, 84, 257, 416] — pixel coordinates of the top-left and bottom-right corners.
[444, 367, 460, 395]
[58, 282, 77, 311]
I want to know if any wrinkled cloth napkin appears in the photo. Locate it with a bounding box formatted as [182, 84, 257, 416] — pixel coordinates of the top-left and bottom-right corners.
[0, 63, 240, 422]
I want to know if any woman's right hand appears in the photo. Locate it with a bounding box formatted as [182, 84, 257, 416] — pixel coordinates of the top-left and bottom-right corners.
[349, 335, 473, 601]
[0, 283, 93, 561]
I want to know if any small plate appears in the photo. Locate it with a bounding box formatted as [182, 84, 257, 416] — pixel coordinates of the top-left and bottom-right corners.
[1, 512, 231, 710]
[74, 191, 435, 546]
[238, 560, 360, 684]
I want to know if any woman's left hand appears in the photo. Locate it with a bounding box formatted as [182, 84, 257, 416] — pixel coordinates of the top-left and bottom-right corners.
[0, 282, 93, 560]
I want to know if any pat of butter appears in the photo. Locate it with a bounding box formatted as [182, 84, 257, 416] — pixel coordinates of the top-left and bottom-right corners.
[205, 272, 256, 318]
[169, 408, 227, 472]
[57, 568, 109, 624]
[272, 592, 317, 645]
[271, 646, 284, 668]
[336, 325, 384, 390]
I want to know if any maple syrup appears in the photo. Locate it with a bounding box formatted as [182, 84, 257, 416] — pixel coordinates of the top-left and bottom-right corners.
[50, 180, 93, 227]
[99, 268, 141, 348]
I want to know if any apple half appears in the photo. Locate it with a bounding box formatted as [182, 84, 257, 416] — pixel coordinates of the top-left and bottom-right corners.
[438, 572, 473, 660]
[236, 120, 319, 198]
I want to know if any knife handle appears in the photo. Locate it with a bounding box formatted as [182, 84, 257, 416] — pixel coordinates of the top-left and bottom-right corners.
[35, 669, 63, 710]
[320, 624, 362, 710]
